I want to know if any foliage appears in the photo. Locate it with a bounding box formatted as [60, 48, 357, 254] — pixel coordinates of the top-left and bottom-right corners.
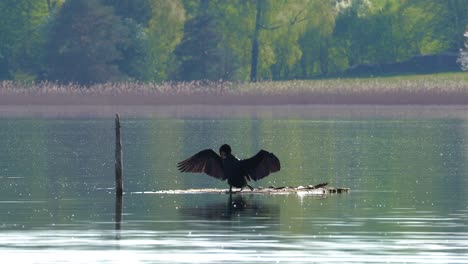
[102, 0, 152, 26]
[45, 0, 130, 84]
[101, 0, 155, 81]
[173, 14, 222, 81]
[172, 1, 251, 81]
[458, 32, 468, 71]
[295, 0, 337, 77]
[0, 0, 49, 80]
[210, 1, 254, 81]
[147, 0, 185, 81]
[115, 19, 151, 81]
[1, 0, 467, 83]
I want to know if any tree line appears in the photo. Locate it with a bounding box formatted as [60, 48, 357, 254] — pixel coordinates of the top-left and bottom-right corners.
[1, 0, 467, 84]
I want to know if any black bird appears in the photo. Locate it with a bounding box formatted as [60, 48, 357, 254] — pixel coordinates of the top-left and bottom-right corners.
[177, 144, 281, 193]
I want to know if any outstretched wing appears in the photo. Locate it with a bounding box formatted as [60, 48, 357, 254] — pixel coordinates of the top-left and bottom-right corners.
[240, 150, 281, 181]
[177, 149, 225, 180]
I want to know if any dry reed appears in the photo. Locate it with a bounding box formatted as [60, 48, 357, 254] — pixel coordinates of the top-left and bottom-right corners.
[1, 73, 468, 104]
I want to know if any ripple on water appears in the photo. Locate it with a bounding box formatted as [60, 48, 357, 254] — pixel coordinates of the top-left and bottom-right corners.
[1, 230, 468, 263]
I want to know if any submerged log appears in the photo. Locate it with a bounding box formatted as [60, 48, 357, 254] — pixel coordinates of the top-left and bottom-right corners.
[151, 183, 349, 196]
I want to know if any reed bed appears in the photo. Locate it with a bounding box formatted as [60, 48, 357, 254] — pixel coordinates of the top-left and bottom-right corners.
[1, 73, 468, 104]
[0, 80, 236, 96]
[1, 75, 467, 96]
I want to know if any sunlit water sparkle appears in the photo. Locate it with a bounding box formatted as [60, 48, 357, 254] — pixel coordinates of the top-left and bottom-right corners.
[1, 105, 468, 263]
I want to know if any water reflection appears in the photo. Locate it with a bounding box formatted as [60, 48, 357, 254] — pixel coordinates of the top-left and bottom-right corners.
[180, 195, 280, 221]
[1, 106, 468, 263]
[114, 195, 123, 240]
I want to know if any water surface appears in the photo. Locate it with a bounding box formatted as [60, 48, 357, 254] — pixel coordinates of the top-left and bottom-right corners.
[0, 105, 467, 263]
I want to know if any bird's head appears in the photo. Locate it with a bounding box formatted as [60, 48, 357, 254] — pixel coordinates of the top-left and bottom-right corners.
[219, 144, 231, 159]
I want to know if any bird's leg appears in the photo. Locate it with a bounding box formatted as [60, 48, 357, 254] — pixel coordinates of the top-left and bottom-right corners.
[229, 185, 232, 194]
[247, 184, 254, 191]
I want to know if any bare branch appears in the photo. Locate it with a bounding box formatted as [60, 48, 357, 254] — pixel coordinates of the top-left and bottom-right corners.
[260, 9, 310, 31]
[290, 9, 306, 25]
[260, 23, 284, 30]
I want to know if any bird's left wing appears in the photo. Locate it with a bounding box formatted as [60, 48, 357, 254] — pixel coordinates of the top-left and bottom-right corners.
[240, 150, 281, 181]
[177, 149, 226, 180]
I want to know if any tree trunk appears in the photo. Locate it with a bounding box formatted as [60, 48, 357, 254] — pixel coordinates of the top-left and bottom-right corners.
[46, 0, 52, 14]
[319, 37, 329, 76]
[250, 0, 262, 82]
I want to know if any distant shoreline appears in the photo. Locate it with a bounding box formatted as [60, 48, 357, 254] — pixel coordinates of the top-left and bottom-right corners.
[2, 73, 468, 105]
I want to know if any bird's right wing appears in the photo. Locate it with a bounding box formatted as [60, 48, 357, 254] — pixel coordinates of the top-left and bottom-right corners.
[177, 149, 226, 180]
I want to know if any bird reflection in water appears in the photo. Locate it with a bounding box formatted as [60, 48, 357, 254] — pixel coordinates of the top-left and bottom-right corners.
[180, 195, 280, 221]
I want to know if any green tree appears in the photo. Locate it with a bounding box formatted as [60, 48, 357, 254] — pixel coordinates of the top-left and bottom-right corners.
[444, 0, 468, 51]
[46, 0, 63, 14]
[172, 1, 223, 81]
[275, 0, 336, 78]
[102, 0, 155, 81]
[248, 0, 336, 80]
[45, 0, 129, 84]
[331, 0, 383, 69]
[197, 0, 255, 81]
[173, 14, 222, 81]
[458, 31, 468, 71]
[102, 0, 152, 26]
[174, 1, 260, 81]
[116, 19, 151, 81]
[328, 0, 468, 76]
[0, 0, 49, 80]
[249, 0, 263, 81]
[146, 0, 185, 81]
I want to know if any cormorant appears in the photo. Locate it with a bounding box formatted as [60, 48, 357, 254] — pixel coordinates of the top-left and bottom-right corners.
[177, 144, 281, 193]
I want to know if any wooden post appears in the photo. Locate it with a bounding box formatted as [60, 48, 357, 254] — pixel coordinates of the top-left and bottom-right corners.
[115, 114, 123, 196]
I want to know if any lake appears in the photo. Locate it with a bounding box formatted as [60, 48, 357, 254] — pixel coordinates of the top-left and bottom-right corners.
[1, 105, 468, 263]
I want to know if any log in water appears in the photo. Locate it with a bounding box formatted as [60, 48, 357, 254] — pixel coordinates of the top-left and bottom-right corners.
[148, 184, 350, 196]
